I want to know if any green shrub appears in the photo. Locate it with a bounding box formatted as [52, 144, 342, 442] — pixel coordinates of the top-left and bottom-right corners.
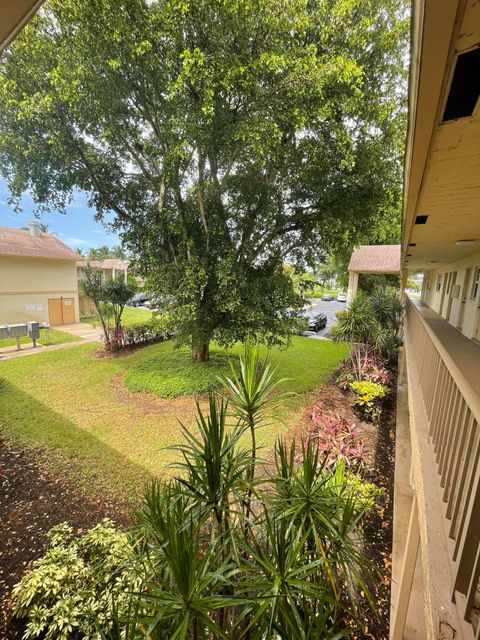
[124, 348, 235, 397]
[12, 520, 139, 640]
[349, 380, 388, 422]
[0, 377, 7, 393]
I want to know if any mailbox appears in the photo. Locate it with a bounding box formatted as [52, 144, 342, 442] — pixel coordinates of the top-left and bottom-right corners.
[27, 322, 40, 340]
[7, 323, 28, 338]
[0, 325, 8, 339]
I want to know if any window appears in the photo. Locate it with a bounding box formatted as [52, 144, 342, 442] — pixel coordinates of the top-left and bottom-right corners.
[436, 275, 442, 292]
[471, 266, 480, 299]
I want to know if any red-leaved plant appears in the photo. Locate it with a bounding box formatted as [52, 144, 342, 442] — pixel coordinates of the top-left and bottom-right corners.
[308, 401, 368, 469]
[104, 327, 126, 352]
[337, 345, 393, 390]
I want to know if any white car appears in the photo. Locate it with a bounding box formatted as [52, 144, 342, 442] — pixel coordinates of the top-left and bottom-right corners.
[336, 293, 347, 302]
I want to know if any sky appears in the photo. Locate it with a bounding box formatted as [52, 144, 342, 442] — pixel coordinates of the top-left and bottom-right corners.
[0, 177, 121, 251]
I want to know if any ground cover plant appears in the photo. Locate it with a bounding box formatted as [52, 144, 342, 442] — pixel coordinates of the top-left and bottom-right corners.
[0, 337, 348, 499]
[12, 346, 381, 639]
[0, 327, 80, 350]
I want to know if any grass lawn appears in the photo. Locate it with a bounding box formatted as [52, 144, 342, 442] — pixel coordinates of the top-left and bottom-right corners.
[0, 327, 80, 350]
[0, 337, 347, 500]
[82, 306, 153, 329]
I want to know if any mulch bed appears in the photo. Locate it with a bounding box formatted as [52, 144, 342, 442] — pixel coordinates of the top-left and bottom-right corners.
[296, 380, 396, 640]
[0, 440, 132, 639]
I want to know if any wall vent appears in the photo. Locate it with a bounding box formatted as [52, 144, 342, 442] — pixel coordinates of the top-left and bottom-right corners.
[442, 48, 480, 122]
[415, 215, 428, 225]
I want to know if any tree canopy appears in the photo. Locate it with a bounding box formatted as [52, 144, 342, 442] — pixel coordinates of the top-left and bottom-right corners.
[0, 0, 408, 359]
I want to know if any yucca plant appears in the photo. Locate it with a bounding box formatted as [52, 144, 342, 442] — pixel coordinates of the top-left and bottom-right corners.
[135, 480, 239, 639]
[222, 343, 288, 523]
[169, 394, 252, 540]
[269, 439, 378, 616]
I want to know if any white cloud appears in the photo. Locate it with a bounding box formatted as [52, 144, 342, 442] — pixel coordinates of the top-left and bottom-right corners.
[64, 237, 92, 246]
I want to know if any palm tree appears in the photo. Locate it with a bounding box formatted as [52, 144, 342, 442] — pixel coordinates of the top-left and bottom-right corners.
[74, 247, 85, 256]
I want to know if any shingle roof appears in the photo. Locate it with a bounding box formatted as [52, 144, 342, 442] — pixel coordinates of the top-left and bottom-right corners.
[76, 258, 127, 269]
[101, 259, 127, 269]
[348, 245, 401, 274]
[0, 227, 79, 260]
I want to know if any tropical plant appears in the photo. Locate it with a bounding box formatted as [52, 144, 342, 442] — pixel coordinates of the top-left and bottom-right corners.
[331, 288, 403, 363]
[308, 401, 369, 469]
[222, 343, 287, 523]
[80, 267, 135, 349]
[336, 346, 393, 390]
[103, 278, 136, 331]
[11, 520, 139, 640]
[79, 266, 111, 345]
[0, 377, 8, 394]
[13, 350, 382, 639]
[349, 380, 388, 422]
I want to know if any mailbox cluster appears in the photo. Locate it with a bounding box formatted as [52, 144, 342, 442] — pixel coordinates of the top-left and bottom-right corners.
[0, 322, 40, 350]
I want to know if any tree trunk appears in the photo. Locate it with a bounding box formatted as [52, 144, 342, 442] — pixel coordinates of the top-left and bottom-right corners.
[192, 335, 210, 361]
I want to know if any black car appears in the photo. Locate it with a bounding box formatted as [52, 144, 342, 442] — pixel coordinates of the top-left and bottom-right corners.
[321, 293, 334, 301]
[306, 312, 327, 332]
[128, 292, 151, 307]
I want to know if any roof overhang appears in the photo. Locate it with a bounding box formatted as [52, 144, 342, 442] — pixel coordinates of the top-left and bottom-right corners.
[403, 1, 480, 271]
[0, 0, 44, 54]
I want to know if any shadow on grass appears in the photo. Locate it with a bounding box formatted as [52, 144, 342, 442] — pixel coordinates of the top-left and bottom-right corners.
[0, 382, 152, 504]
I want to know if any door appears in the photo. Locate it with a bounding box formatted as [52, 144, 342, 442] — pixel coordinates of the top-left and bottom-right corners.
[457, 268, 471, 330]
[48, 299, 63, 326]
[446, 271, 457, 321]
[62, 298, 75, 324]
[48, 297, 75, 325]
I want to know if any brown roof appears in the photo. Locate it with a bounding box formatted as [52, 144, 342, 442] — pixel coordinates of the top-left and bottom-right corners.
[76, 258, 127, 269]
[0, 227, 79, 261]
[348, 245, 401, 274]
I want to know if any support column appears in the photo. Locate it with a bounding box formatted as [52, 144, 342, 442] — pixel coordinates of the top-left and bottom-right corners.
[390, 494, 420, 640]
[346, 270, 359, 305]
[400, 268, 408, 304]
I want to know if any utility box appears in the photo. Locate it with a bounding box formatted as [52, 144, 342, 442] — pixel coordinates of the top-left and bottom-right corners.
[7, 323, 28, 351]
[0, 326, 8, 339]
[27, 321, 40, 348]
[8, 323, 28, 338]
[27, 322, 40, 340]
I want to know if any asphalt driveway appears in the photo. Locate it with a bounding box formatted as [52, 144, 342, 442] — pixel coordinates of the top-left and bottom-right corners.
[303, 298, 346, 339]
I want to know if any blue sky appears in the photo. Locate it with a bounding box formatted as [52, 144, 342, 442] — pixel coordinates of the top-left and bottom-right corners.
[0, 178, 121, 251]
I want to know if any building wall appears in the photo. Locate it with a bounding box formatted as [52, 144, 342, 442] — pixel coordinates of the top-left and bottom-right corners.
[0, 255, 79, 325]
[421, 250, 480, 339]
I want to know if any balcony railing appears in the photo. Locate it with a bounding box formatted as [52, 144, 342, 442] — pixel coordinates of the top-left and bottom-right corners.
[405, 298, 480, 635]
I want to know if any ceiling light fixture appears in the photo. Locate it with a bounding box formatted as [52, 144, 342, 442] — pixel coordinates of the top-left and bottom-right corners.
[455, 239, 477, 246]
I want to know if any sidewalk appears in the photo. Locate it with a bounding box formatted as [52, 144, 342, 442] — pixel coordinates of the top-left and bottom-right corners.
[0, 323, 102, 361]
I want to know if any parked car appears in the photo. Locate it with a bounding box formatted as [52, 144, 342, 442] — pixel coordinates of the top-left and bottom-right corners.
[305, 312, 327, 332]
[336, 292, 347, 302]
[321, 293, 334, 301]
[128, 292, 151, 307]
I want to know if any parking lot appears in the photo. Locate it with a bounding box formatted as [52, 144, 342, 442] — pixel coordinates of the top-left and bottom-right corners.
[304, 298, 346, 339]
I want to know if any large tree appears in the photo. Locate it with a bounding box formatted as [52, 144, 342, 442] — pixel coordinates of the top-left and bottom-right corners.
[0, 0, 408, 360]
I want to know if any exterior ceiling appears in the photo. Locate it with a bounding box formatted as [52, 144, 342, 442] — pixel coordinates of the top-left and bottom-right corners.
[0, 0, 44, 54]
[403, 0, 480, 272]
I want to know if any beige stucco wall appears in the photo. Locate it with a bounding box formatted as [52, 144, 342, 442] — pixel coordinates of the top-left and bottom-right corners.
[421, 250, 480, 340]
[0, 255, 79, 325]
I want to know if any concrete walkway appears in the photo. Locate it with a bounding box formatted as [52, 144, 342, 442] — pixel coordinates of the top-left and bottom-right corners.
[0, 323, 103, 361]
